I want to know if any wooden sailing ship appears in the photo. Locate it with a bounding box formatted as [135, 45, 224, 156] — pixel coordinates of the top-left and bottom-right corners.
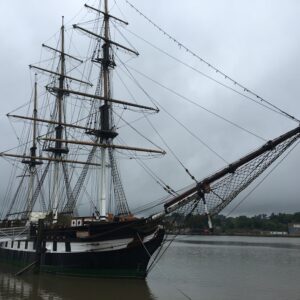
[0, 0, 299, 278]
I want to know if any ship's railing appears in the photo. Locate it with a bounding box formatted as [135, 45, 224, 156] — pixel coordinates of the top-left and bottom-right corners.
[0, 226, 30, 242]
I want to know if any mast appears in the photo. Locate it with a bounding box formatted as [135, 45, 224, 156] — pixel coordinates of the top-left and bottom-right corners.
[73, 0, 142, 218]
[52, 17, 67, 222]
[99, 0, 110, 219]
[28, 76, 38, 213]
[28, 77, 38, 211]
[21, 75, 43, 217]
[32, 77, 38, 159]
[57, 16, 65, 152]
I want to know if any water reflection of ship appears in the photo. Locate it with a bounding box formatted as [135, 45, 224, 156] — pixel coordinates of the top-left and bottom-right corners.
[0, 264, 156, 300]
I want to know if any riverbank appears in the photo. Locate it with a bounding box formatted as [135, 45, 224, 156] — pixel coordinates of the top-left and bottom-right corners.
[166, 229, 300, 237]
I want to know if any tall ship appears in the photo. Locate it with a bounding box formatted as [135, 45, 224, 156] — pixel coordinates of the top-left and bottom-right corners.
[0, 0, 299, 278]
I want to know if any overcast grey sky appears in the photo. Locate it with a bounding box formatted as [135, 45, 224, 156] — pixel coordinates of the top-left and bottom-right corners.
[0, 0, 300, 216]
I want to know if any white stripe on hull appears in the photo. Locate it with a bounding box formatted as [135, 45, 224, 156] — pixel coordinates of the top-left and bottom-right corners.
[0, 229, 159, 254]
[45, 238, 133, 253]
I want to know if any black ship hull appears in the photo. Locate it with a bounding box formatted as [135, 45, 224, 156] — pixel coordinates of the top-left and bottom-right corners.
[0, 220, 165, 279]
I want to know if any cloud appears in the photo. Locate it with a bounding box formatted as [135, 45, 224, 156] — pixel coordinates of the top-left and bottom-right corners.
[0, 0, 299, 217]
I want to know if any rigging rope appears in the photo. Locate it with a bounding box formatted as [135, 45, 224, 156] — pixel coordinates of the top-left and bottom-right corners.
[126, 64, 267, 142]
[123, 27, 297, 123]
[225, 140, 300, 217]
[150, 94, 229, 164]
[117, 136, 177, 196]
[166, 132, 299, 223]
[114, 61, 200, 186]
[115, 56, 199, 183]
[112, 108, 163, 151]
[124, 0, 300, 124]
[136, 232, 193, 300]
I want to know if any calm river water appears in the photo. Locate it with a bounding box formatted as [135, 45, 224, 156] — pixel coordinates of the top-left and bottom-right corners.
[1, 235, 300, 300]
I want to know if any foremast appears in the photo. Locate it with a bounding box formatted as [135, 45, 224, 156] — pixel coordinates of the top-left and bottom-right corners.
[78, 0, 140, 219]
[100, 0, 113, 219]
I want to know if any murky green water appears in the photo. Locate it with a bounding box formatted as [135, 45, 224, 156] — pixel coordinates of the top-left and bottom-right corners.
[1, 236, 300, 300]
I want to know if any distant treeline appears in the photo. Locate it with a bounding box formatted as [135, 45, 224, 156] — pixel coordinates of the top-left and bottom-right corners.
[165, 212, 300, 233]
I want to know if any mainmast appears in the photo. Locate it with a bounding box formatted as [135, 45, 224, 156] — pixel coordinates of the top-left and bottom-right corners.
[50, 17, 68, 222]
